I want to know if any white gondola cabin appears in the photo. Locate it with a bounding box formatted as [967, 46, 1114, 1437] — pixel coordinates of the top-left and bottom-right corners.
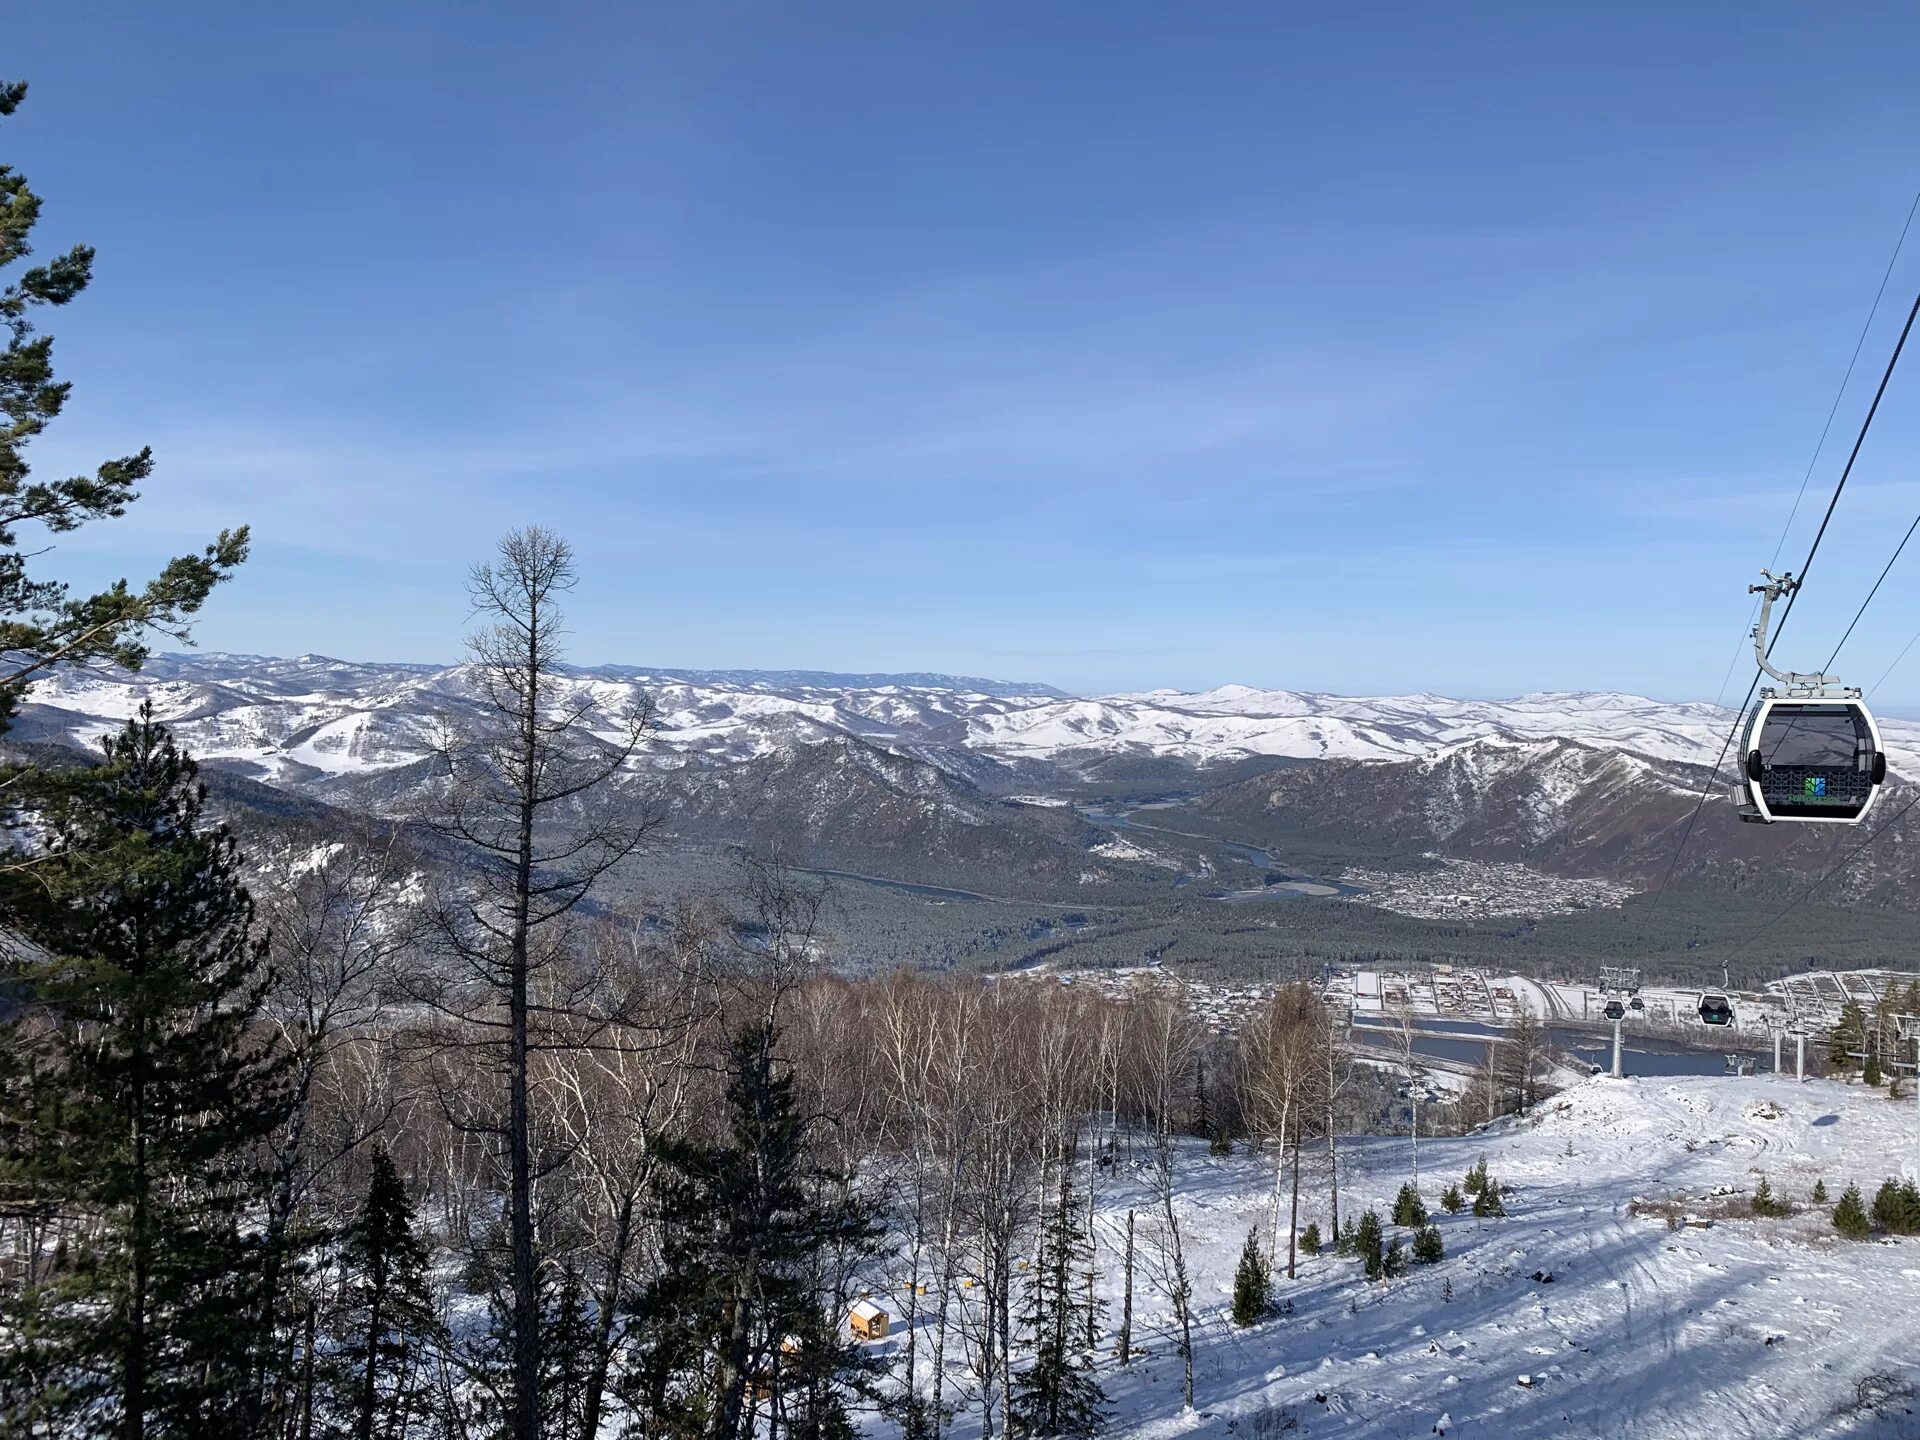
[1734, 571, 1888, 827]
[1740, 697, 1886, 825]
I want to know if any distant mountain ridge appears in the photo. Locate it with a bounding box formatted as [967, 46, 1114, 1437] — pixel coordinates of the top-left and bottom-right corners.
[23, 651, 1920, 908]
[148, 652, 1070, 700]
[29, 651, 1920, 787]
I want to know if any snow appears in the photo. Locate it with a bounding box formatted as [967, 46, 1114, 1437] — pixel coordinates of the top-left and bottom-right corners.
[862, 1073, 1920, 1439]
[27, 655, 1920, 794]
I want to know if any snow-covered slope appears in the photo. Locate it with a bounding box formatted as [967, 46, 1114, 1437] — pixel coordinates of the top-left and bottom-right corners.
[914, 1072, 1920, 1439]
[30, 653, 1917, 785]
[979, 686, 1920, 773]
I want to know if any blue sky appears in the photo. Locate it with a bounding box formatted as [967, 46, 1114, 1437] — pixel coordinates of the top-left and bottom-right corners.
[13, 4, 1920, 703]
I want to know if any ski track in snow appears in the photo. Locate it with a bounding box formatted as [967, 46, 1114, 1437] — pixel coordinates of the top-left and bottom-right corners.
[862, 1074, 1920, 1440]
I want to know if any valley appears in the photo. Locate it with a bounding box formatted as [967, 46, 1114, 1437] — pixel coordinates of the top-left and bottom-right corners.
[22, 652, 1920, 994]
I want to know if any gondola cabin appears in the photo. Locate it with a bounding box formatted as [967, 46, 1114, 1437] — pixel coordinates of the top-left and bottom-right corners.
[1739, 697, 1886, 825]
[849, 1300, 889, 1341]
[1699, 993, 1734, 1027]
[1602, 1000, 1626, 1021]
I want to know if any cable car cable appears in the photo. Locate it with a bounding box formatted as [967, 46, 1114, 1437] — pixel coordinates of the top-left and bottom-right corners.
[1817, 508, 1920, 674]
[1767, 188, 1920, 572]
[1869, 625, 1920, 696]
[1647, 283, 1920, 907]
[1744, 786, 1920, 936]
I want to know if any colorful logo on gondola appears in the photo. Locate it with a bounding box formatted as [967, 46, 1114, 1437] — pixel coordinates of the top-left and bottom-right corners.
[1804, 775, 1828, 798]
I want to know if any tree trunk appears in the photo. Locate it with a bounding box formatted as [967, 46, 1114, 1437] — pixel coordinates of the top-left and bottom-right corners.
[126, 1067, 148, 1440]
[299, 1299, 316, 1440]
[1287, 1112, 1303, 1280]
[509, 770, 539, 1440]
[1266, 1096, 1289, 1266]
[356, 1258, 387, 1440]
[1118, 1209, 1134, 1364]
[1326, 1105, 1339, 1241]
[578, 1195, 634, 1440]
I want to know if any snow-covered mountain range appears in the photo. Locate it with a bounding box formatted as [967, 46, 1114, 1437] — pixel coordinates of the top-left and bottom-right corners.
[23, 651, 1916, 788]
[22, 653, 1920, 909]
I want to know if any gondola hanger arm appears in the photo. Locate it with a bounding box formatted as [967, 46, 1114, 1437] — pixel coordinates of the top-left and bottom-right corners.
[1749, 570, 1850, 694]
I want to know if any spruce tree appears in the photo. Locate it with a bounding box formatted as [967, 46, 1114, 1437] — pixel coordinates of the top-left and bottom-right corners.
[1831, 1001, 1867, 1069]
[1864, 1051, 1883, 1087]
[327, 1149, 440, 1440]
[541, 1265, 595, 1439]
[1833, 1183, 1871, 1239]
[0, 708, 291, 1435]
[1472, 1181, 1506, 1218]
[1189, 1058, 1212, 1140]
[1011, 1169, 1107, 1436]
[1812, 1178, 1829, 1204]
[1299, 1222, 1321, 1254]
[1872, 1179, 1901, 1232]
[0, 83, 246, 728]
[1383, 1235, 1407, 1279]
[1463, 1156, 1489, 1195]
[1440, 1184, 1464, 1214]
[1230, 1228, 1271, 1327]
[632, 1019, 883, 1440]
[1355, 1210, 1385, 1281]
[1412, 1226, 1444, 1265]
[1750, 1174, 1785, 1219]
[1869, 1179, 1920, 1235]
[1393, 1182, 1427, 1227]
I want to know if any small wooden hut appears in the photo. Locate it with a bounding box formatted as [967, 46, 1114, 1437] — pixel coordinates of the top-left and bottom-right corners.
[849, 1299, 889, 1341]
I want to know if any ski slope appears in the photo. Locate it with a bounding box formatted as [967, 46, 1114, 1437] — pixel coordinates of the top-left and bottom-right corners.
[871, 1074, 1920, 1439]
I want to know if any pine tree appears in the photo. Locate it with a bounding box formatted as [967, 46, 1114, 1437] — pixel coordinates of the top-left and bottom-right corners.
[1812, 1178, 1829, 1204]
[1412, 1226, 1444, 1265]
[1010, 1167, 1107, 1438]
[1440, 1184, 1464, 1214]
[327, 1149, 440, 1440]
[1463, 1156, 1489, 1196]
[632, 1019, 884, 1440]
[0, 83, 246, 730]
[1230, 1228, 1271, 1327]
[1472, 1181, 1506, 1218]
[1750, 1174, 1786, 1219]
[1209, 1125, 1233, 1156]
[1383, 1235, 1407, 1279]
[1393, 1182, 1427, 1227]
[0, 708, 292, 1434]
[1834, 1183, 1871, 1239]
[1355, 1210, 1385, 1281]
[1864, 1051, 1883, 1087]
[1299, 1223, 1321, 1254]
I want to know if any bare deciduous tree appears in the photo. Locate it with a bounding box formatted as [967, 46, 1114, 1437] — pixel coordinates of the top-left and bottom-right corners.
[418, 526, 656, 1440]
